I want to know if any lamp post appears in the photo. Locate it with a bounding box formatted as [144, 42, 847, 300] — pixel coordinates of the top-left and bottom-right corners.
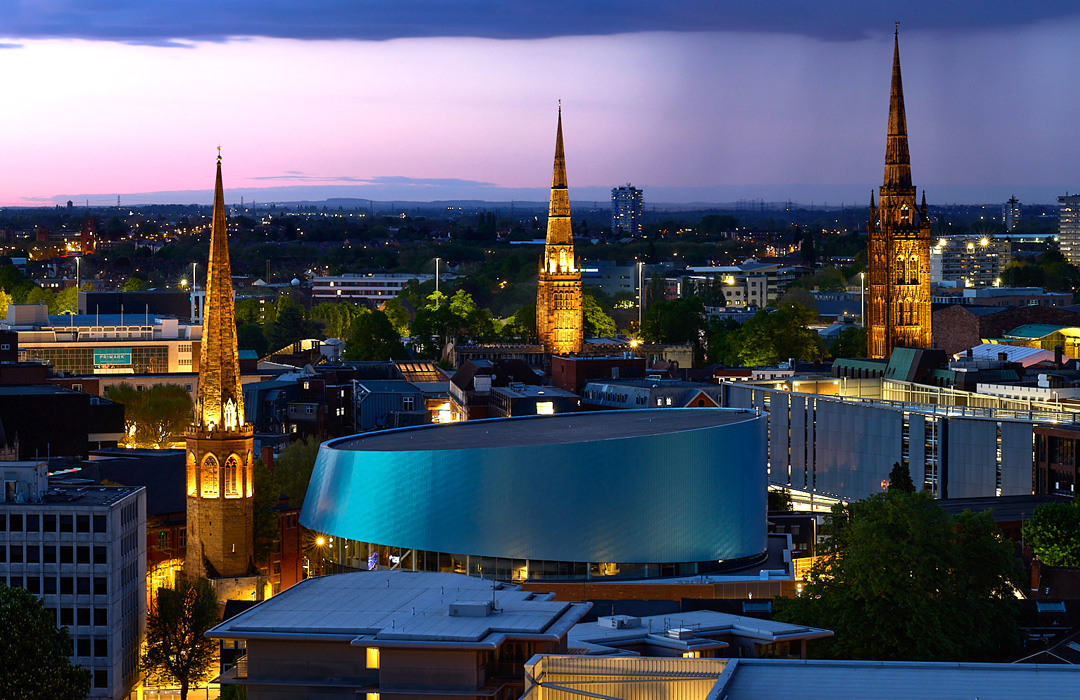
[859, 271, 865, 326]
[637, 261, 644, 332]
[435, 257, 441, 308]
[75, 256, 81, 289]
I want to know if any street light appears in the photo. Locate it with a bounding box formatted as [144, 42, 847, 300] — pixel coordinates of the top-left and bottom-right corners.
[435, 257, 441, 308]
[859, 271, 865, 326]
[637, 261, 644, 331]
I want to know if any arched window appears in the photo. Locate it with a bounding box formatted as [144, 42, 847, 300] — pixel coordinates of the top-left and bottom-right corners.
[246, 451, 254, 497]
[224, 454, 241, 498]
[186, 451, 197, 496]
[909, 255, 919, 284]
[201, 454, 219, 498]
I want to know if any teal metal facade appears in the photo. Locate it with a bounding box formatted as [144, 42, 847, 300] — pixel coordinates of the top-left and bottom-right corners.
[300, 409, 767, 566]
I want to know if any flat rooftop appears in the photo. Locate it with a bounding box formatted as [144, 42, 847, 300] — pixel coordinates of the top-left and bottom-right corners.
[330, 408, 756, 452]
[209, 571, 590, 645]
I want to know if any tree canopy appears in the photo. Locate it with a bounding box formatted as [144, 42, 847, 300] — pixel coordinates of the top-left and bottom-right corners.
[775, 491, 1024, 662]
[706, 303, 823, 367]
[1022, 500, 1080, 567]
[0, 584, 91, 700]
[142, 577, 220, 700]
[273, 435, 321, 510]
[105, 383, 193, 448]
[888, 461, 917, 493]
[345, 309, 407, 361]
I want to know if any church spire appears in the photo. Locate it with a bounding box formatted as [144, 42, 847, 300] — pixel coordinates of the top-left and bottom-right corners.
[195, 152, 244, 431]
[546, 104, 572, 245]
[883, 27, 912, 191]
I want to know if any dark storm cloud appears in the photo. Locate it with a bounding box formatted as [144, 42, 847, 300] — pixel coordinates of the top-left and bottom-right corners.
[1, 1, 1075, 43]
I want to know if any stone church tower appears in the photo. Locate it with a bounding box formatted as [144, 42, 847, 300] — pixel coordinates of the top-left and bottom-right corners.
[536, 106, 583, 355]
[867, 28, 933, 358]
[185, 153, 255, 579]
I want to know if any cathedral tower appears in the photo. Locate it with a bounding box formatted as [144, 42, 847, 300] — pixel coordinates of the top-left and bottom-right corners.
[867, 29, 933, 358]
[536, 106, 583, 354]
[185, 153, 255, 579]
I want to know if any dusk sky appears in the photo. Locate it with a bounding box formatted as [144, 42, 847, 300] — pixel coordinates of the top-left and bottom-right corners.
[2, 2, 1079, 207]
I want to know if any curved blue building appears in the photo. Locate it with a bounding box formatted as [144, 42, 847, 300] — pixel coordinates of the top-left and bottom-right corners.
[300, 408, 767, 580]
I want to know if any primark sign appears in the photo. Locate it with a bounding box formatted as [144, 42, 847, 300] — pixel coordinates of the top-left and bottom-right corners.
[94, 348, 132, 366]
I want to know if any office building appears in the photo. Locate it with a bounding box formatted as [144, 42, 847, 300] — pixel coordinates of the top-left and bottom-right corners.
[1005, 195, 1021, 231]
[208, 571, 591, 700]
[7, 303, 201, 375]
[0, 461, 146, 700]
[536, 107, 584, 355]
[611, 184, 643, 236]
[185, 154, 256, 582]
[930, 235, 1012, 287]
[300, 409, 767, 581]
[310, 273, 433, 302]
[867, 30, 933, 357]
[1058, 194, 1080, 267]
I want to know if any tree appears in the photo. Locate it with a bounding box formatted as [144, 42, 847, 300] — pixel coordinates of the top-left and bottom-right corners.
[641, 297, 705, 345]
[0, 584, 91, 700]
[1022, 500, 1080, 567]
[121, 276, 145, 291]
[104, 382, 143, 444]
[236, 322, 269, 358]
[142, 576, 220, 700]
[265, 297, 312, 353]
[829, 326, 867, 359]
[381, 297, 411, 336]
[736, 303, 823, 367]
[25, 285, 55, 308]
[775, 491, 1023, 662]
[252, 459, 283, 563]
[274, 436, 321, 510]
[137, 384, 194, 448]
[582, 291, 617, 338]
[0, 289, 10, 320]
[767, 487, 793, 511]
[345, 310, 406, 361]
[309, 301, 365, 340]
[888, 461, 916, 493]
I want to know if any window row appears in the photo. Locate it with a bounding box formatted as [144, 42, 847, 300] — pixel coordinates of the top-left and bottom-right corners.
[46, 605, 109, 628]
[0, 543, 107, 564]
[0, 512, 107, 534]
[3, 573, 108, 596]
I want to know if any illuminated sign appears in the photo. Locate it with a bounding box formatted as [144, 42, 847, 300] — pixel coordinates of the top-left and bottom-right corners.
[94, 348, 132, 366]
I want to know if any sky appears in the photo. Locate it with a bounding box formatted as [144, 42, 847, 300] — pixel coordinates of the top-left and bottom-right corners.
[1, 2, 1079, 207]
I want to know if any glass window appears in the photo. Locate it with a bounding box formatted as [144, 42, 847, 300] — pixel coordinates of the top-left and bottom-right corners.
[60, 607, 74, 626]
[61, 546, 74, 564]
[77, 546, 90, 564]
[44, 545, 56, 563]
[76, 515, 90, 533]
[94, 608, 107, 626]
[26, 545, 39, 564]
[26, 514, 39, 532]
[44, 577, 57, 595]
[93, 577, 107, 596]
[60, 577, 74, 595]
[93, 670, 107, 689]
[77, 608, 90, 626]
[77, 577, 90, 595]
[93, 546, 106, 565]
[93, 515, 107, 533]
[9, 513, 22, 532]
[43, 514, 56, 532]
[60, 515, 73, 533]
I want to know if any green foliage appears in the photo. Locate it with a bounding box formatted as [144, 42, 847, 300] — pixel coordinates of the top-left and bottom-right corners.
[0, 289, 10, 320]
[0, 584, 91, 700]
[409, 289, 495, 359]
[252, 459, 282, 564]
[1001, 250, 1080, 293]
[641, 297, 705, 345]
[704, 317, 744, 366]
[345, 310, 407, 361]
[775, 491, 1024, 662]
[501, 303, 536, 342]
[381, 297, 411, 336]
[274, 436, 321, 511]
[0, 264, 38, 303]
[735, 303, 824, 366]
[767, 487, 793, 511]
[582, 290, 617, 338]
[236, 323, 268, 357]
[25, 285, 55, 308]
[1022, 500, 1080, 567]
[265, 297, 315, 353]
[121, 276, 145, 291]
[778, 286, 817, 313]
[105, 383, 193, 448]
[309, 302, 365, 340]
[829, 326, 867, 359]
[888, 461, 917, 493]
[142, 577, 220, 700]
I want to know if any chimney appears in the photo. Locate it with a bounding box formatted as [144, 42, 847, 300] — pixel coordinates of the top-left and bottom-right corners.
[261, 445, 275, 471]
[967, 348, 973, 359]
[1031, 557, 1042, 592]
[1055, 345, 1064, 367]
[998, 352, 1007, 362]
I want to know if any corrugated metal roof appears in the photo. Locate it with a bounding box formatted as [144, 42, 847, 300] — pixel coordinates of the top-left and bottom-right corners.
[1003, 324, 1069, 339]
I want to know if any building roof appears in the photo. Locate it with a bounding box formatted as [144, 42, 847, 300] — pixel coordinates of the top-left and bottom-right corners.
[331, 408, 754, 452]
[1004, 324, 1070, 339]
[355, 379, 422, 394]
[568, 611, 831, 656]
[963, 343, 1063, 366]
[208, 571, 590, 646]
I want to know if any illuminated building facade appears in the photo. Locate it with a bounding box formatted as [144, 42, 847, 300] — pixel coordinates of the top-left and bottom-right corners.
[611, 184, 643, 236]
[1058, 194, 1080, 267]
[867, 30, 933, 358]
[929, 235, 1012, 287]
[536, 107, 584, 355]
[185, 155, 255, 580]
[1004, 196, 1021, 231]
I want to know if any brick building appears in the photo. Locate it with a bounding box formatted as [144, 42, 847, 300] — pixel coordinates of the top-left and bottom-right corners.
[932, 304, 1080, 355]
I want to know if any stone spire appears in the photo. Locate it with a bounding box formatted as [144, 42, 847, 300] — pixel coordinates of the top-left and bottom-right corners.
[883, 27, 912, 191]
[545, 105, 573, 246]
[195, 152, 244, 431]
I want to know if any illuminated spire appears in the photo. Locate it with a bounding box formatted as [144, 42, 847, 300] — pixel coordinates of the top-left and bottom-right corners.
[196, 152, 244, 431]
[546, 104, 572, 245]
[883, 27, 912, 191]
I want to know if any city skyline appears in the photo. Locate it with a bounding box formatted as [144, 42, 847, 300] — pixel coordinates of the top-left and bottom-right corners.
[1, 5, 1079, 206]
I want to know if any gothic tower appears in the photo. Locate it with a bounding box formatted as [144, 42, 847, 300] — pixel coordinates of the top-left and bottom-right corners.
[867, 29, 933, 358]
[185, 153, 255, 579]
[536, 106, 583, 354]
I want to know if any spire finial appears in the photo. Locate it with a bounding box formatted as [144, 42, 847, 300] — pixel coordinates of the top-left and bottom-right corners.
[895, 21, 899, 37]
[217, 144, 222, 163]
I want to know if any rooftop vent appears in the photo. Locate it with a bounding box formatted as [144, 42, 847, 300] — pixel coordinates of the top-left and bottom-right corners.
[667, 628, 694, 640]
[598, 615, 640, 629]
[449, 601, 493, 617]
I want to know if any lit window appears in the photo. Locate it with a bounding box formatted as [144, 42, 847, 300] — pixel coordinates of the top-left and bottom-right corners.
[366, 647, 380, 669]
[536, 401, 554, 415]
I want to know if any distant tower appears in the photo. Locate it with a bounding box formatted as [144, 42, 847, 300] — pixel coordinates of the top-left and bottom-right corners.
[1004, 196, 1021, 232]
[867, 29, 932, 358]
[1059, 194, 1080, 267]
[185, 153, 255, 579]
[536, 106, 583, 355]
[611, 184, 643, 236]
